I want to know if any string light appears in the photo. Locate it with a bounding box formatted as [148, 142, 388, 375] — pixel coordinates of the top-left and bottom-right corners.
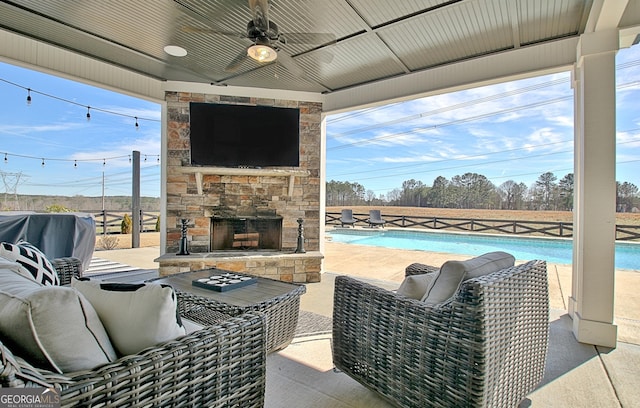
[1, 151, 160, 166]
[1, 78, 160, 126]
[0, 78, 162, 170]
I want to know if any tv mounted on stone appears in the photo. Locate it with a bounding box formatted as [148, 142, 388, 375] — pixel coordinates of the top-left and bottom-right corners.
[189, 102, 300, 168]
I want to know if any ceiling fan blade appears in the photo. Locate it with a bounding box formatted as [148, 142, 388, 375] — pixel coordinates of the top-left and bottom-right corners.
[279, 32, 337, 45]
[275, 50, 305, 77]
[315, 49, 335, 64]
[182, 26, 245, 39]
[224, 49, 249, 73]
[249, 0, 270, 31]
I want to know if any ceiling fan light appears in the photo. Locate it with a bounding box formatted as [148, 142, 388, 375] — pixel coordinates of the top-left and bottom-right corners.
[247, 44, 277, 62]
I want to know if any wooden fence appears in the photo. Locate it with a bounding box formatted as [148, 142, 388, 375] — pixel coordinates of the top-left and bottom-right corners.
[82, 210, 159, 234]
[325, 211, 640, 241]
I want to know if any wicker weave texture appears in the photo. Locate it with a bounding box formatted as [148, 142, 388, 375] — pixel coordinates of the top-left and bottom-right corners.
[333, 260, 549, 408]
[404, 262, 440, 276]
[177, 284, 306, 353]
[51, 257, 83, 285]
[1, 294, 267, 407]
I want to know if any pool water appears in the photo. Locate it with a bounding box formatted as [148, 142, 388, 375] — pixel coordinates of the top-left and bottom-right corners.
[328, 229, 640, 270]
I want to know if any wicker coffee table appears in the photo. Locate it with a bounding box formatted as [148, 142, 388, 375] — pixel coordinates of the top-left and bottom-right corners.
[151, 268, 306, 353]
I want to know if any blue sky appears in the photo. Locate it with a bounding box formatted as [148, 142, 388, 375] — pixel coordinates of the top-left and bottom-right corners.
[0, 45, 638, 200]
[0, 64, 162, 198]
[326, 45, 640, 199]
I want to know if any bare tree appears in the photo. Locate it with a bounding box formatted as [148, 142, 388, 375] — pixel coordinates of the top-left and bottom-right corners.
[617, 181, 639, 212]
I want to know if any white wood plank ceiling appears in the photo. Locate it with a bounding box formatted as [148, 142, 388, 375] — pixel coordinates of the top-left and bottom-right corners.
[0, 0, 638, 106]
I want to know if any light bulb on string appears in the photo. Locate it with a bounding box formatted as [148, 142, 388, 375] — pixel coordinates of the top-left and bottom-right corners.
[6, 80, 159, 129]
[4, 153, 7, 164]
[103, 159, 106, 166]
[74, 160, 77, 168]
[41, 158, 45, 167]
[157, 156, 160, 163]
[128, 155, 131, 163]
[144, 155, 147, 162]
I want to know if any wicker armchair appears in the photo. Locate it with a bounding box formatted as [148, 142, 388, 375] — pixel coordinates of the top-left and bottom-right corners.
[404, 262, 439, 276]
[1, 259, 268, 408]
[333, 260, 549, 408]
[51, 257, 84, 285]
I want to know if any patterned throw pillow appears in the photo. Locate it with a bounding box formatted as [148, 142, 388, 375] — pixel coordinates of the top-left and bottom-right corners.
[0, 241, 60, 286]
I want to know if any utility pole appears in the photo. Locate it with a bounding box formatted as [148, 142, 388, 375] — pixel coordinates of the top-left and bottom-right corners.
[0, 171, 27, 210]
[102, 171, 107, 234]
[132, 151, 141, 248]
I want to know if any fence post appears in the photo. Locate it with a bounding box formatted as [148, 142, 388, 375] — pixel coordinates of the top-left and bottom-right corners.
[132, 151, 141, 248]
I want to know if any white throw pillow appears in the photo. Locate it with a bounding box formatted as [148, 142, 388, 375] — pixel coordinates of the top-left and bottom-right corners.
[422, 251, 515, 304]
[397, 272, 437, 300]
[0, 267, 116, 374]
[71, 278, 187, 356]
[0, 241, 60, 286]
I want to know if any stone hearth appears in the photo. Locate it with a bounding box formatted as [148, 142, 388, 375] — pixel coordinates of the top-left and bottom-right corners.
[160, 93, 323, 283]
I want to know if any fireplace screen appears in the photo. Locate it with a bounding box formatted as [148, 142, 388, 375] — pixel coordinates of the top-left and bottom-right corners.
[211, 216, 282, 251]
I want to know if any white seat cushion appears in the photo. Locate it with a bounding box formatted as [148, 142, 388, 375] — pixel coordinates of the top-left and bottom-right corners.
[71, 278, 187, 356]
[422, 251, 515, 304]
[0, 266, 116, 374]
[397, 272, 437, 300]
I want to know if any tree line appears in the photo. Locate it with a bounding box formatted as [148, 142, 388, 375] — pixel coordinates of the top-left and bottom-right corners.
[2, 194, 160, 212]
[327, 172, 640, 212]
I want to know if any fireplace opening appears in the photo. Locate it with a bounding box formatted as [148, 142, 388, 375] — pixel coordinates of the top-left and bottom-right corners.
[211, 216, 283, 251]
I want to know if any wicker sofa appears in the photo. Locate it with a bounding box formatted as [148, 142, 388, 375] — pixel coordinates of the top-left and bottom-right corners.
[332, 258, 549, 408]
[1, 258, 267, 408]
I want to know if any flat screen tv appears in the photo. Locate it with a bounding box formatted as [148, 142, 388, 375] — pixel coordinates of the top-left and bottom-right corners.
[189, 102, 300, 167]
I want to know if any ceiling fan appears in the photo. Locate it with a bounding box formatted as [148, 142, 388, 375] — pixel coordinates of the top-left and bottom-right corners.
[183, 0, 335, 76]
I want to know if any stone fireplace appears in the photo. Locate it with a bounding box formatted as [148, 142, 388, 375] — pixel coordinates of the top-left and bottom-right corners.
[156, 92, 323, 283]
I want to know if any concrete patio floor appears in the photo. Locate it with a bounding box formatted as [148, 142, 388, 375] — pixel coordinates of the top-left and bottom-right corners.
[96, 240, 640, 407]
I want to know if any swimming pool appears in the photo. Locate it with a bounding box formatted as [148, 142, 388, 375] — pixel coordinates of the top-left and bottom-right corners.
[327, 229, 640, 270]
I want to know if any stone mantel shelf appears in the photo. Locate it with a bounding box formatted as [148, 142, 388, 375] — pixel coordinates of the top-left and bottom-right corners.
[177, 166, 310, 196]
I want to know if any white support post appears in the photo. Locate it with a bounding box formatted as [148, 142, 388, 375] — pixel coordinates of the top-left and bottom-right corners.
[569, 30, 619, 347]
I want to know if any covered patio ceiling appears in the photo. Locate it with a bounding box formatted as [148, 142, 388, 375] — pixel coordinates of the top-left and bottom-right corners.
[1, 0, 638, 112]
